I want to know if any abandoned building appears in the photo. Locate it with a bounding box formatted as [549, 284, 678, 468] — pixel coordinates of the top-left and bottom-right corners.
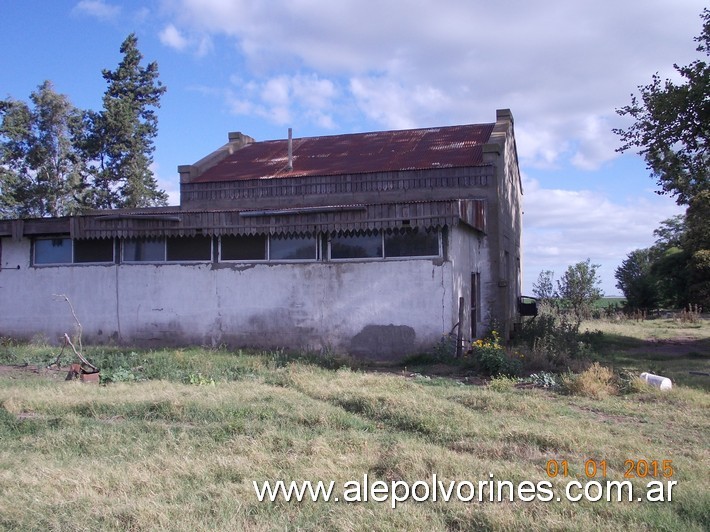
[0, 109, 523, 359]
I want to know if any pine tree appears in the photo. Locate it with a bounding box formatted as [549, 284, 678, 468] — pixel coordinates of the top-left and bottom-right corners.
[82, 33, 168, 209]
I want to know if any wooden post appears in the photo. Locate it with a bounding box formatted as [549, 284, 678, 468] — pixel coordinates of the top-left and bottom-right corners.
[455, 296, 465, 358]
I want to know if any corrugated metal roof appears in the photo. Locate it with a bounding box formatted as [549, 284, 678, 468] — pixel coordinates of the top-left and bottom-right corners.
[193, 123, 495, 183]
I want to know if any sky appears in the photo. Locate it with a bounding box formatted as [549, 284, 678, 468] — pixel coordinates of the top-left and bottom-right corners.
[1, 0, 704, 295]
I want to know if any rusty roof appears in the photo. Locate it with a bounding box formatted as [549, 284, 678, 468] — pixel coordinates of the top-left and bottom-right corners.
[193, 123, 495, 183]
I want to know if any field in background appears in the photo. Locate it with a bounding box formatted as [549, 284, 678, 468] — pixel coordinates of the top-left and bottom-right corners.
[0, 318, 708, 531]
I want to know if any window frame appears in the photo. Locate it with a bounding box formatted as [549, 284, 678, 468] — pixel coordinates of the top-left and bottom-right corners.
[268, 233, 319, 262]
[219, 234, 268, 263]
[33, 236, 116, 266]
[122, 237, 167, 263]
[383, 228, 441, 259]
[33, 237, 73, 265]
[328, 229, 442, 262]
[166, 235, 213, 262]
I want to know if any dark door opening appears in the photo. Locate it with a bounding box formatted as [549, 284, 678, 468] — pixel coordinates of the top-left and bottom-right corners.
[471, 272, 479, 338]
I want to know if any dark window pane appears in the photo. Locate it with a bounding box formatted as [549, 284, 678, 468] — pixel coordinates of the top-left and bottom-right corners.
[123, 238, 165, 262]
[221, 234, 267, 260]
[331, 232, 382, 259]
[74, 239, 114, 263]
[35, 238, 72, 264]
[384, 229, 439, 257]
[167, 236, 212, 261]
[270, 235, 317, 260]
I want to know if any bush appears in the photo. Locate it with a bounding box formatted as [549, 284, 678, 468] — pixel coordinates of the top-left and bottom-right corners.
[471, 330, 521, 376]
[514, 306, 601, 373]
[560, 363, 617, 398]
[488, 375, 518, 392]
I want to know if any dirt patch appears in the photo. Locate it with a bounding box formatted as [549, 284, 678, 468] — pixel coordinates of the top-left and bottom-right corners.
[0, 364, 66, 380]
[624, 337, 710, 358]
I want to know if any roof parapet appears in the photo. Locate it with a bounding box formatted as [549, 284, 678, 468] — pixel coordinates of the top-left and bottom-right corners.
[178, 131, 255, 184]
[496, 108, 514, 124]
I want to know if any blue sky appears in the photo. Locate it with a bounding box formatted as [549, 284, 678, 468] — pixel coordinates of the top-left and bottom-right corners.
[2, 0, 703, 294]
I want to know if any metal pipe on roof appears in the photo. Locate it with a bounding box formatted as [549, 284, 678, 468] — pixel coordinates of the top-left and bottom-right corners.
[287, 128, 293, 171]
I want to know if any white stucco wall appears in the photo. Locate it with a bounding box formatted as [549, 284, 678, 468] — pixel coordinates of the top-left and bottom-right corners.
[1, 237, 453, 359]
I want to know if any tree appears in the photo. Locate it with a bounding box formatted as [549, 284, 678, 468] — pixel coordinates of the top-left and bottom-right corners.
[0, 81, 85, 218]
[614, 8, 710, 206]
[81, 33, 167, 209]
[615, 9, 710, 308]
[614, 249, 659, 311]
[532, 270, 555, 302]
[685, 190, 710, 306]
[556, 259, 603, 326]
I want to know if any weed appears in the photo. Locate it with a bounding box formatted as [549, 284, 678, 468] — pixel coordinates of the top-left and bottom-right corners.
[677, 304, 703, 324]
[616, 369, 651, 394]
[101, 367, 142, 384]
[560, 362, 617, 398]
[487, 375, 518, 392]
[186, 372, 216, 386]
[528, 371, 558, 389]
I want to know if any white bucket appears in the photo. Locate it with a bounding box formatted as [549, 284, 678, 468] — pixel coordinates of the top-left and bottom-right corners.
[640, 372, 672, 391]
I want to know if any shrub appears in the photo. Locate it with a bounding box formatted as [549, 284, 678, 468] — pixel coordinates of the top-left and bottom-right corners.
[560, 363, 617, 398]
[515, 307, 600, 372]
[616, 369, 652, 394]
[471, 330, 521, 376]
[488, 375, 518, 392]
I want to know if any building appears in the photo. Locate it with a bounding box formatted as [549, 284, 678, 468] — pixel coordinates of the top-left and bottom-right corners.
[0, 109, 522, 360]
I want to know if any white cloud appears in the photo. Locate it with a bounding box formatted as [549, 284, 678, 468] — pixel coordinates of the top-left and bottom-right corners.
[160, 0, 707, 169]
[522, 176, 685, 294]
[72, 0, 121, 21]
[225, 74, 339, 129]
[159, 24, 189, 51]
[158, 24, 213, 57]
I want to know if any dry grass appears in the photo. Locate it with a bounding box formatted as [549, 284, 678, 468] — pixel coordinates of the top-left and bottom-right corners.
[560, 362, 617, 398]
[1, 365, 708, 530]
[0, 319, 708, 530]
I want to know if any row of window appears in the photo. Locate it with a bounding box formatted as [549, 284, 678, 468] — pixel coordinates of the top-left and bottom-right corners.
[33, 229, 441, 265]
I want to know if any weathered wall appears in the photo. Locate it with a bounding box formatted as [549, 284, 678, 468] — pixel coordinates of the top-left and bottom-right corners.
[482, 109, 523, 338]
[447, 224, 490, 340]
[0, 237, 452, 360]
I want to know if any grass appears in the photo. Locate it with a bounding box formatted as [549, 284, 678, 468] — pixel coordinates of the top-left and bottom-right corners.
[584, 317, 710, 392]
[0, 319, 708, 531]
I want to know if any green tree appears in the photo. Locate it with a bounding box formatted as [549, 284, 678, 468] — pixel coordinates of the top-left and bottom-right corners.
[615, 9, 710, 308]
[0, 81, 85, 218]
[81, 33, 168, 209]
[614, 249, 659, 311]
[614, 8, 710, 205]
[556, 259, 603, 326]
[685, 190, 710, 306]
[532, 270, 555, 302]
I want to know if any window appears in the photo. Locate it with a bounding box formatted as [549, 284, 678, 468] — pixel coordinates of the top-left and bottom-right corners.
[123, 236, 213, 262]
[34, 238, 72, 264]
[166, 236, 212, 261]
[74, 239, 114, 263]
[384, 229, 439, 257]
[123, 238, 165, 262]
[327, 229, 441, 261]
[330, 232, 382, 259]
[221, 234, 267, 261]
[270, 234, 317, 260]
[34, 237, 115, 265]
